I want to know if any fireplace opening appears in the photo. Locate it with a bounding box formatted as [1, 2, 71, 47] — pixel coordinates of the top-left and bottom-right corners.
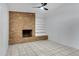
[22, 30, 32, 37]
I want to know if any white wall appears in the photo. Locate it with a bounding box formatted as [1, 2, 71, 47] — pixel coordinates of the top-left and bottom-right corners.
[0, 4, 9, 56]
[46, 3, 79, 49]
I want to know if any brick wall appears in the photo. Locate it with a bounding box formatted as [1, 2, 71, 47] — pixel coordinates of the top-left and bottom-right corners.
[9, 11, 35, 44]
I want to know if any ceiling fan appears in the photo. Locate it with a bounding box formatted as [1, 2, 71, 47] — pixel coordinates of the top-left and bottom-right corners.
[33, 3, 48, 11]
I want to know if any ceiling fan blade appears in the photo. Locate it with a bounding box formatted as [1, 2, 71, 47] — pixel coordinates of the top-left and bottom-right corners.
[33, 6, 41, 8]
[41, 3, 47, 6]
[33, 3, 48, 11]
[44, 7, 48, 10]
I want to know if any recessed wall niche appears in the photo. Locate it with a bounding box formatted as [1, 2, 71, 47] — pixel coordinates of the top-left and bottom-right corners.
[22, 29, 32, 37]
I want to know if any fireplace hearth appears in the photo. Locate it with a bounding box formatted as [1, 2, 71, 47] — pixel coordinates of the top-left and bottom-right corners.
[22, 30, 32, 37]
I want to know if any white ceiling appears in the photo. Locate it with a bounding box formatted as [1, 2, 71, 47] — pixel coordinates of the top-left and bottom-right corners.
[7, 3, 43, 12]
[7, 3, 62, 18]
[8, 3, 41, 6]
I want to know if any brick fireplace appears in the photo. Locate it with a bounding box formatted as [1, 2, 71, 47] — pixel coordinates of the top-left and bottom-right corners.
[9, 11, 36, 44]
[9, 11, 48, 44]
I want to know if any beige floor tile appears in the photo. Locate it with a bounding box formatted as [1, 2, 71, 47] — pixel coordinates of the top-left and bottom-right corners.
[6, 40, 79, 56]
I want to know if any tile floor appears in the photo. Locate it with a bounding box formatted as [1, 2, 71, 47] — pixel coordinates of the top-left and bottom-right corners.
[6, 40, 79, 56]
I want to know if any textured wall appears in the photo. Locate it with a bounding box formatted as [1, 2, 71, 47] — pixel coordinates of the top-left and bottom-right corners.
[9, 11, 35, 44]
[36, 18, 47, 36]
